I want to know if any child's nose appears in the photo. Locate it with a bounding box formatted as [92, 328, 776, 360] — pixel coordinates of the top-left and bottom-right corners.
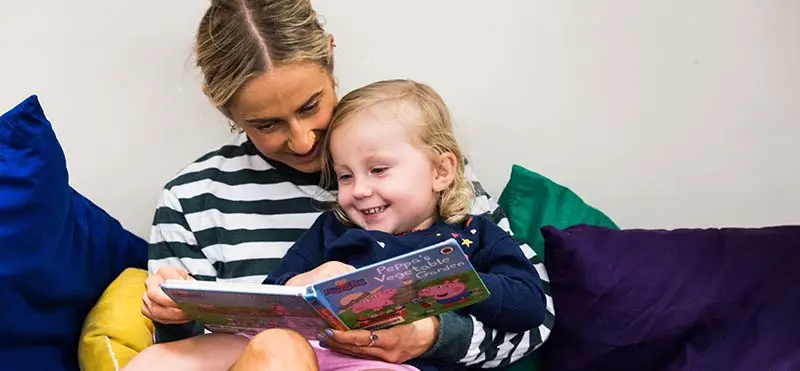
[353, 179, 373, 198]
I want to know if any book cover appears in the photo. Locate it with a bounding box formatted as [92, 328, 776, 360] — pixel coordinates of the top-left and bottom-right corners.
[311, 238, 490, 331]
[162, 238, 490, 337]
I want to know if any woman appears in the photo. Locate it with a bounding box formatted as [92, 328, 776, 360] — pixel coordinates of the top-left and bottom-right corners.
[126, 0, 553, 370]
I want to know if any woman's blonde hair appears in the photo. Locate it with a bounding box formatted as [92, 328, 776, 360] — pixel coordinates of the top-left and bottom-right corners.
[195, 0, 332, 117]
[321, 79, 474, 225]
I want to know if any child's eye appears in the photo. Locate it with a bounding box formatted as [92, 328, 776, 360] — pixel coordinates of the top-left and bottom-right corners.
[371, 167, 389, 175]
[337, 174, 353, 182]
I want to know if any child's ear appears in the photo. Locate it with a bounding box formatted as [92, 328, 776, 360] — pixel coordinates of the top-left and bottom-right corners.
[432, 152, 457, 193]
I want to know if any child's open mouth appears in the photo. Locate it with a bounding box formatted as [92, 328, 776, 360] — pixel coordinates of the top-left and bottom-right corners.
[361, 206, 388, 215]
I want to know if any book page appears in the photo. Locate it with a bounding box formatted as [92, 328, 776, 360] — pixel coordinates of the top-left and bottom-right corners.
[162, 281, 329, 339]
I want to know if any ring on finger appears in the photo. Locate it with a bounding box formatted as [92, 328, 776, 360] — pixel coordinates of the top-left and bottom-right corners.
[367, 331, 379, 347]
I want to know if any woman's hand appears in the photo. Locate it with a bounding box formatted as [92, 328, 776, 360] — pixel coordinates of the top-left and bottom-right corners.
[141, 266, 194, 325]
[318, 316, 440, 364]
[285, 261, 355, 286]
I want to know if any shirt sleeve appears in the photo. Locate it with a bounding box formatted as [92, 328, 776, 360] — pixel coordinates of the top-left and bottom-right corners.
[463, 217, 546, 332]
[264, 211, 336, 285]
[452, 163, 556, 368]
[147, 187, 211, 343]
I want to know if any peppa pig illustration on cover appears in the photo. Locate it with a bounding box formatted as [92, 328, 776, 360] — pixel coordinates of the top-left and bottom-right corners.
[418, 278, 473, 307]
[311, 239, 490, 331]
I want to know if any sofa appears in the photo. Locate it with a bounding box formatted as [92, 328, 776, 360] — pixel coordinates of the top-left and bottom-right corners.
[3, 95, 798, 371]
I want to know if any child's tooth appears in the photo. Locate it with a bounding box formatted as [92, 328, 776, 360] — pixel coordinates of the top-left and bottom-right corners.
[363, 206, 385, 215]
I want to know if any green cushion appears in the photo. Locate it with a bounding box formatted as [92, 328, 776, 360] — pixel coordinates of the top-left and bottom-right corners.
[494, 164, 617, 371]
[498, 164, 618, 259]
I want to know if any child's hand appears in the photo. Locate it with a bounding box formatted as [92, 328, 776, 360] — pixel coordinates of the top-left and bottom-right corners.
[286, 261, 356, 286]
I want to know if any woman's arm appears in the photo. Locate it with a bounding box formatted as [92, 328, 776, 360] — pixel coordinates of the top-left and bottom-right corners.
[430, 163, 555, 368]
[147, 187, 212, 343]
[462, 220, 546, 332]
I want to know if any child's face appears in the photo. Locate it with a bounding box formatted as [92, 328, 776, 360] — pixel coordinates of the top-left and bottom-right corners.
[330, 103, 440, 234]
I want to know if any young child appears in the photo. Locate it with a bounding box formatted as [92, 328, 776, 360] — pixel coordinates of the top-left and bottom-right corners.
[264, 79, 547, 371]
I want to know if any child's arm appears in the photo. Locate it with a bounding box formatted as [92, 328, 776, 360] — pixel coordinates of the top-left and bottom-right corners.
[460, 221, 547, 333]
[264, 212, 347, 286]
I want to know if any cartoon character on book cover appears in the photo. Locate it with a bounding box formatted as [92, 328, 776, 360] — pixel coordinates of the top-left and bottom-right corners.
[315, 241, 490, 330]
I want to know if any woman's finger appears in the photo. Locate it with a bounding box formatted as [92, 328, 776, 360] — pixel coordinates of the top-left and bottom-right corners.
[324, 323, 424, 364]
[145, 275, 180, 308]
[143, 292, 184, 323]
[321, 341, 387, 361]
[142, 274, 195, 324]
[156, 266, 191, 280]
[319, 334, 387, 361]
[141, 292, 154, 318]
[325, 329, 376, 348]
[142, 291, 192, 324]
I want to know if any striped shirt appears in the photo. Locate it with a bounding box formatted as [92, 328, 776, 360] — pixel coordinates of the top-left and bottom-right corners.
[148, 133, 555, 368]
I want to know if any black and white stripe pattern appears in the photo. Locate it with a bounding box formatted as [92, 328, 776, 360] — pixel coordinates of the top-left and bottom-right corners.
[461, 166, 555, 367]
[147, 133, 554, 367]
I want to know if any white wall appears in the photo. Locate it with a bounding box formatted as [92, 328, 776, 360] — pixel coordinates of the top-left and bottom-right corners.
[1, 0, 798, 238]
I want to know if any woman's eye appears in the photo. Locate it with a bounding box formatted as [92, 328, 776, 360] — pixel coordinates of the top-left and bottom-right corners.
[257, 122, 277, 132]
[299, 102, 319, 115]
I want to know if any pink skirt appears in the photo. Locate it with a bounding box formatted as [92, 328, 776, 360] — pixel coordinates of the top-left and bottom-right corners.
[236, 332, 419, 371]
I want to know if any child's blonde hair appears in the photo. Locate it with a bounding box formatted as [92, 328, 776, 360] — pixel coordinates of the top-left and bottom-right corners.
[321, 79, 474, 225]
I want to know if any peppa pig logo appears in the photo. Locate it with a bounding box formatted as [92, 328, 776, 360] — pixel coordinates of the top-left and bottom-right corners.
[323, 278, 367, 295]
[418, 278, 472, 306]
[351, 289, 398, 314]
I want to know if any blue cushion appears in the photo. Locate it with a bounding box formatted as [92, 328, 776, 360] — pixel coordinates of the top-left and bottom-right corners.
[0, 95, 147, 371]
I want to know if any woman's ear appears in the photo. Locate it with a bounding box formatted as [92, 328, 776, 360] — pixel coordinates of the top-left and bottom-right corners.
[328, 34, 336, 71]
[432, 152, 457, 192]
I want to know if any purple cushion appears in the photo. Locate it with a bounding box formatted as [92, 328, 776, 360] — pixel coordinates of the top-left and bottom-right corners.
[540, 225, 800, 371]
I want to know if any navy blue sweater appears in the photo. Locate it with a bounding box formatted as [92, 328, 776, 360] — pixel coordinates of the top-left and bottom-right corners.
[266, 212, 546, 371]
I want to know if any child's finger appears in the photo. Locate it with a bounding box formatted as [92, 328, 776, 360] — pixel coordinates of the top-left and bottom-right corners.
[335, 265, 355, 275]
[332, 263, 356, 275]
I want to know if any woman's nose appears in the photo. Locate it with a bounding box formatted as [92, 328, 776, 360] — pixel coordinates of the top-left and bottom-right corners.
[287, 121, 316, 155]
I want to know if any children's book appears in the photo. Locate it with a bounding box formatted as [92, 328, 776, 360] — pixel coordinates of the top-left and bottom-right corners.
[161, 238, 490, 339]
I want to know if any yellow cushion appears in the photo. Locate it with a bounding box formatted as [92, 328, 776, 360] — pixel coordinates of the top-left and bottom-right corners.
[79, 268, 154, 370]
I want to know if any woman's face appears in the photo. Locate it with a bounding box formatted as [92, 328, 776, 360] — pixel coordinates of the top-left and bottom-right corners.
[227, 62, 337, 173]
